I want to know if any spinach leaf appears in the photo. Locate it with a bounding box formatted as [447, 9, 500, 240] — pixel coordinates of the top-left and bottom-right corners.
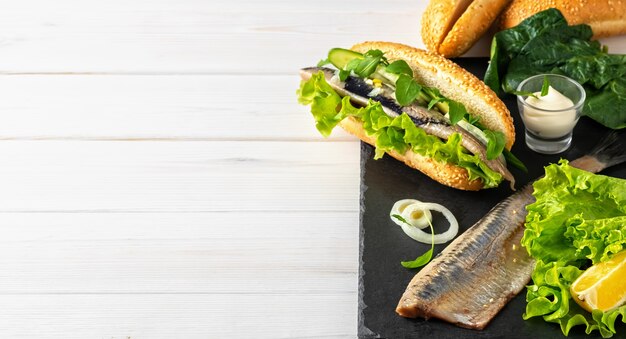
[485, 8, 626, 129]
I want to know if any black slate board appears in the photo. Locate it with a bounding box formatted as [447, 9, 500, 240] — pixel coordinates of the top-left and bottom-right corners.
[357, 57, 626, 339]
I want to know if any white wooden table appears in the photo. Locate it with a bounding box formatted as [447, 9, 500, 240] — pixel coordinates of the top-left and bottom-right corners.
[0, 1, 624, 337]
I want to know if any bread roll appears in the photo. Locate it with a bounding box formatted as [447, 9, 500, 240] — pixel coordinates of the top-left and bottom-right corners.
[498, 0, 626, 38]
[421, 0, 512, 58]
[343, 42, 515, 190]
[339, 116, 485, 190]
[351, 41, 515, 149]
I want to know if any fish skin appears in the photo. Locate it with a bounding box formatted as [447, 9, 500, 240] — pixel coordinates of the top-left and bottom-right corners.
[395, 150, 621, 329]
[300, 67, 515, 189]
[396, 184, 534, 329]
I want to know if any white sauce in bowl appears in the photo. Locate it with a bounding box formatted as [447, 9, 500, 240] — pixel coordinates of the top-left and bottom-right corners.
[522, 86, 577, 139]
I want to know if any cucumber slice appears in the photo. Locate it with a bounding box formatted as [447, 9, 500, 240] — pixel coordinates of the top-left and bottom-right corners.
[328, 48, 363, 69]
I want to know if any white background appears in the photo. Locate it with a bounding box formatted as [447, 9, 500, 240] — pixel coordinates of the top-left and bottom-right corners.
[0, 1, 624, 337]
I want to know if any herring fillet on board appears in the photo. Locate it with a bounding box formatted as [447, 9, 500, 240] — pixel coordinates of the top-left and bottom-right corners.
[396, 132, 626, 329]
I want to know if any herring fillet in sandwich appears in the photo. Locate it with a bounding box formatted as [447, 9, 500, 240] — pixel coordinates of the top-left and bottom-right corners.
[297, 41, 521, 190]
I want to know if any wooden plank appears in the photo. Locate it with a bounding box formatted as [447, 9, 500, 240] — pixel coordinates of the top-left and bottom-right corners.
[0, 140, 360, 212]
[0, 1, 424, 73]
[0, 74, 352, 141]
[1, 1, 624, 74]
[0, 294, 356, 338]
[0, 212, 357, 294]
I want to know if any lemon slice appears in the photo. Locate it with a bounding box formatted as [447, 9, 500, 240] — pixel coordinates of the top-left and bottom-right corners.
[570, 250, 626, 312]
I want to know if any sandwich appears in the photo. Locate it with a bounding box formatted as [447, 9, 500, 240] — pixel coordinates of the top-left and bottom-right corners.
[297, 41, 521, 191]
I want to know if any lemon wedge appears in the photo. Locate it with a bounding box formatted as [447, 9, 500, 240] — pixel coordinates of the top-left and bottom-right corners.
[570, 250, 626, 312]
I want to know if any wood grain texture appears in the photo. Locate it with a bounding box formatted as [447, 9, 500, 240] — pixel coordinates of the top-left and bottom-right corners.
[0, 74, 353, 141]
[0, 140, 360, 212]
[0, 0, 624, 338]
[0, 0, 422, 74]
[0, 212, 357, 294]
[0, 294, 356, 338]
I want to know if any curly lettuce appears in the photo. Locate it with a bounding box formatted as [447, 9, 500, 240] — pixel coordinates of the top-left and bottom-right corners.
[522, 161, 626, 337]
[297, 71, 503, 188]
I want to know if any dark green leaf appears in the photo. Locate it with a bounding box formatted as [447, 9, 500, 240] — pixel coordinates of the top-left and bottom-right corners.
[345, 58, 361, 72]
[541, 75, 550, 96]
[510, 89, 538, 99]
[395, 74, 422, 106]
[386, 60, 413, 77]
[392, 214, 409, 224]
[338, 69, 350, 81]
[484, 130, 506, 160]
[466, 114, 481, 126]
[354, 56, 381, 78]
[401, 248, 434, 268]
[364, 49, 384, 58]
[400, 214, 435, 269]
[485, 8, 626, 129]
[422, 86, 446, 111]
[364, 49, 388, 66]
[427, 98, 443, 110]
[447, 100, 467, 125]
[583, 78, 626, 129]
[503, 149, 528, 172]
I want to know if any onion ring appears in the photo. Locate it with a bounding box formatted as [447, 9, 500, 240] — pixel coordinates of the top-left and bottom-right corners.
[390, 201, 458, 244]
[390, 199, 432, 229]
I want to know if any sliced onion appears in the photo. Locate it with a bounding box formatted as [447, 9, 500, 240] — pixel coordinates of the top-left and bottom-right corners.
[367, 87, 383, 97]
[390, 199, 431, 229]
[390, 200, 459, 244]
[390, 199, 419, 224]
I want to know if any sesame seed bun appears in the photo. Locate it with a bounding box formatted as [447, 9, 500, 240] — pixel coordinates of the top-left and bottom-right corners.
[498, 0, 626, 38]
[351, 41, 514, 149]
[421, 0, 512, 58]
[330, 41, 515, 191]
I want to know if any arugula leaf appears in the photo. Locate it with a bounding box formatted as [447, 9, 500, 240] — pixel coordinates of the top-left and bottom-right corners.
[401, 248, 434, 268]
[354, 56, 380, 78]
[395, 74, 422, 106]
[484, 130, 506, 160]
[510, 89, 538, 99]
[392, 214, 409, 225]
[392, 214, 435, 269]
[348, 49, 388, 78]
[364, 49, 388, 66]
[391, 214, 435, 268]
[503, 149, 528, 172]
[485, 8, 626, 129]
[447, 100, 467, 125]
[421, 86, 470, 126]
[386, 60, 413, 77]
[427, 97, 443, 110]
[541, 76, 550, 96]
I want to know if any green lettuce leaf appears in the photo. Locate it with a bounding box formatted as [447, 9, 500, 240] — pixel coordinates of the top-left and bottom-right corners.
[296, 71, 503, 188]
[522, 161, 626, 337]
